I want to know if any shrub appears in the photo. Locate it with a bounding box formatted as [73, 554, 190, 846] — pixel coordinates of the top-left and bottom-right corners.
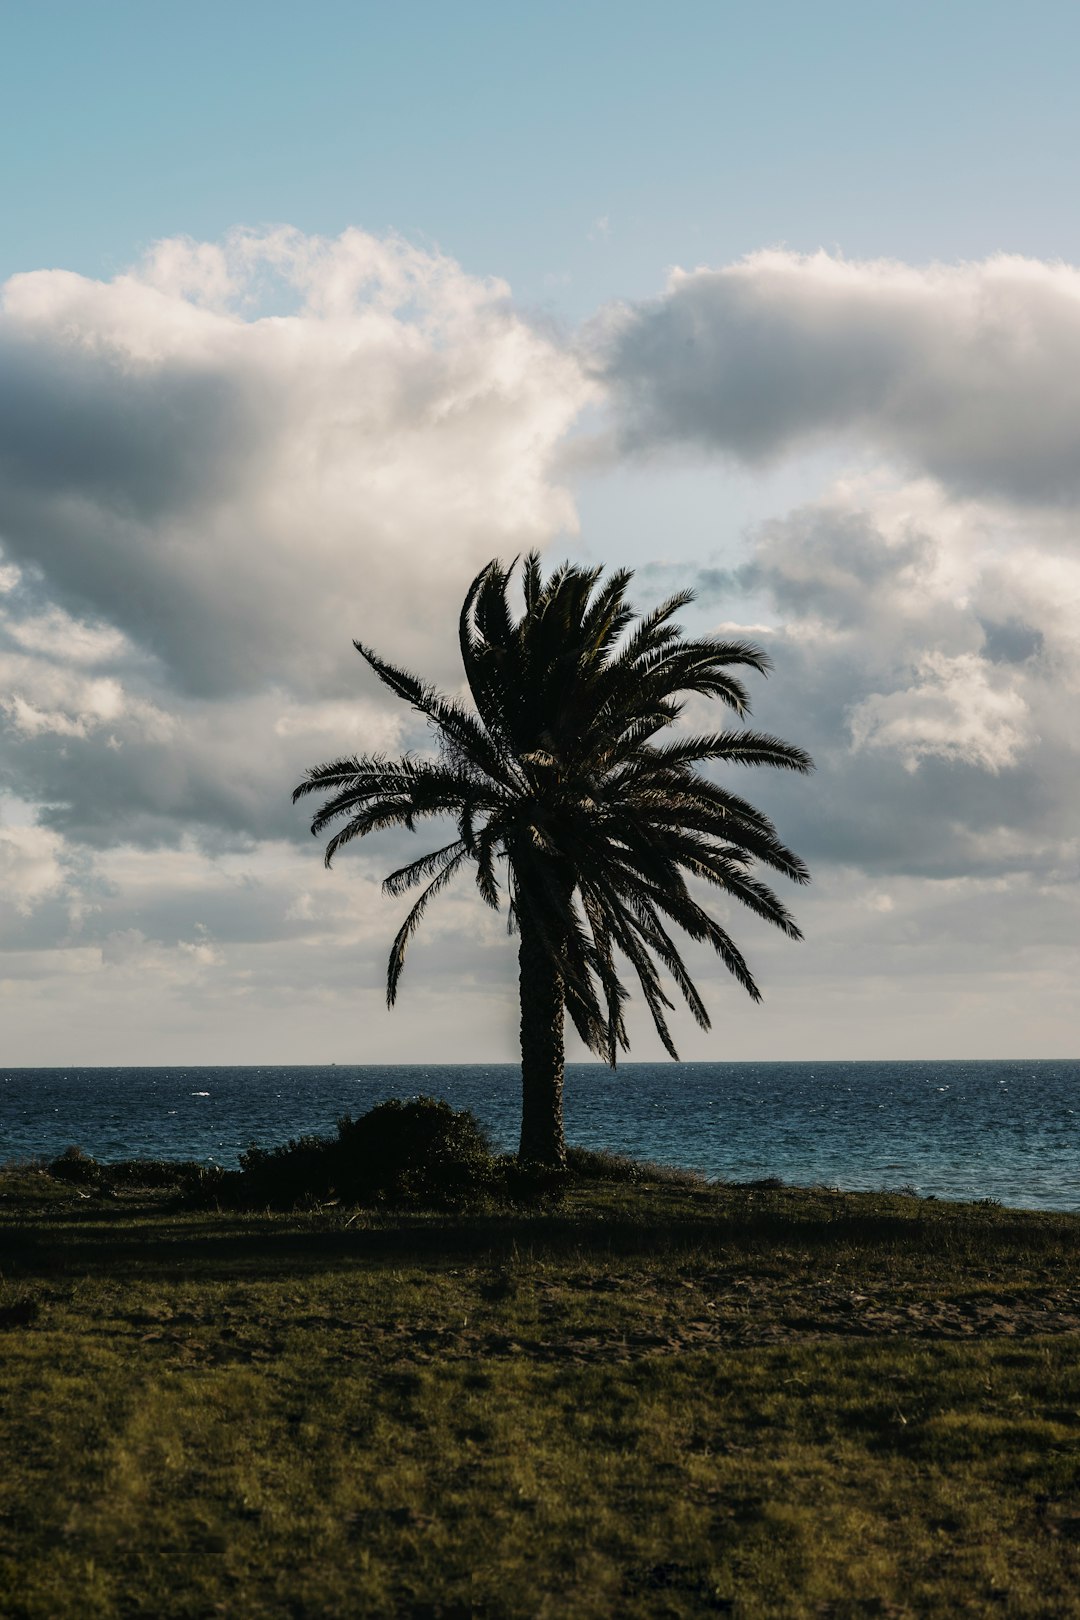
[48, 1146, 98, 1185]
[234, 1096, 499, 1210]
[104, 1159, 223, 1191]
[235, 1134, 332, 1208]
[336, 1097, 497, 1204]
[46, 1149, 222, 1193]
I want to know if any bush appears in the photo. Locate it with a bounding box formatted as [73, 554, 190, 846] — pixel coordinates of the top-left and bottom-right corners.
[103, 1159, 223, 1191]
[44, 1118, 705, 1212]
[234, 1134, 332, 1208]
[48, 1146, 98, 1185]
[46, 1148, 222, 1193]
[234, 1096, 499, 1210]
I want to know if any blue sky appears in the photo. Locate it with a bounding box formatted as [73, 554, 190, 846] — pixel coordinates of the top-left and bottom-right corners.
[7, 0, 1080, 310]
[1, 1, 1078, 1063]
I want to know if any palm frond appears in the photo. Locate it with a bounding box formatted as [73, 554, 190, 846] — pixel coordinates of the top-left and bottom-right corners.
[386, 848, 470, 1005]
[632, 731, 814, 773]
[299, 551, 811, 1081]
[383, 840, 468, 899]
[354, 641, 515, 790]
[473, 823, 504, 910]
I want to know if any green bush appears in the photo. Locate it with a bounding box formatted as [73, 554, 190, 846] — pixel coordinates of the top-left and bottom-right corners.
[234, 1096, 499, 1210]
[48, 1146, 221, 1198]
[46, 1148, 222, 1192]
[233, 1133, 331, 1207]
[44, 1117, 704, 1212]
[103, 1158, 223, 1190]
[47, 1146, 98, 1185]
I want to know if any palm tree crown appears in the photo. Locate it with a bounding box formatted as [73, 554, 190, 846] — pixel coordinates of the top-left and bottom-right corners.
[294, 553, 813, 1165]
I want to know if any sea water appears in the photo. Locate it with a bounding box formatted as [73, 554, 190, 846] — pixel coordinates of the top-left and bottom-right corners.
[2, 1059, 1078, 1211]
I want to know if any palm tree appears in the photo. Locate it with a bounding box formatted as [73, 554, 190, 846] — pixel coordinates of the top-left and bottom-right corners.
[294, 554, 812, 1167]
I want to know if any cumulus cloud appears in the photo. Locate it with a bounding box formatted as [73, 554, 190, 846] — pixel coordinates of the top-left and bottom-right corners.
[598, 250, 1080, 506]
[682, 478, 1080, 883]
[848, 652, 1032, 773]
[0, 227, 591, 844]
[5, 233, 1080, 1061]
[695, 499, 939, 629]
[0, 226, 602, 1059]
[607, 248, 1080, 907]
[0, 820, 69, 915]
[1, 227, 588, 698]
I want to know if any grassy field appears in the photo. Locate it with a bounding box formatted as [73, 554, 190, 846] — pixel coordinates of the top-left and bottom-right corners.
[2, 1164, 1080, 1618]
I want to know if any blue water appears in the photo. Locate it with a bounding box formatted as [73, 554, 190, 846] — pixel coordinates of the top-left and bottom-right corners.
[1, 1060, 1078, 1211]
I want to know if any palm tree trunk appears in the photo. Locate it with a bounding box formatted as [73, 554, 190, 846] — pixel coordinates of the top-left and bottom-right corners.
[516, 908, 567, 1168]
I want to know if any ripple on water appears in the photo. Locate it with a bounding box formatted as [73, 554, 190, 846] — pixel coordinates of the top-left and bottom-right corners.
[1, 1059, 1078, 1210]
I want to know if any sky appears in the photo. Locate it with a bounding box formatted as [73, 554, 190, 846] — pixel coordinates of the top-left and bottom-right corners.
[1, 0, 1077, 1063]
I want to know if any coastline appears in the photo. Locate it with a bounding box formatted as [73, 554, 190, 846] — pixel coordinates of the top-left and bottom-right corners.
[4, 1056, 1080, 1212]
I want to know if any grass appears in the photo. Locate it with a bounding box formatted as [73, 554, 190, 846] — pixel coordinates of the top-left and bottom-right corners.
[2, 1161, 1080, 1617]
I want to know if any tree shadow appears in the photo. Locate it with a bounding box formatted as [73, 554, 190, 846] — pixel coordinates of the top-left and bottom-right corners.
[3, 1183, 1073, 1286]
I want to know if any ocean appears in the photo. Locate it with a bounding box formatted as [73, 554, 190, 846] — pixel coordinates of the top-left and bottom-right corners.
[2, 1059, 1078, 1211]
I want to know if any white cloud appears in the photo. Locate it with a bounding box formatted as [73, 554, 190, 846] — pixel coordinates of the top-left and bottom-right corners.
[272, 697, 403, 745]
[596, 245, 1080, 893]
[682, 474, 1080, 884]
[0, 227, 592, 846]
[598, 250, 1080, 506]
[0, 821, 68, 915]
[0, 227, 588, 704]
[3, 233, 1080, 1061]
[848, 651, 1032, 772]
[4, 603, 131, 664]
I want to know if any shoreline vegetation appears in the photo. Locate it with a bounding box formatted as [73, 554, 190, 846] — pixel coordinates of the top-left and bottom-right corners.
[2, 1122, 1080, 1617]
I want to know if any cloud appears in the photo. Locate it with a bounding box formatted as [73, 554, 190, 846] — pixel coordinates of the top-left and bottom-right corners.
[4, 234, 1080, 1061]
[0, 225, 601, 1060]
[1, 227, 589, 700]
[600, 242, 1080, 902]
[0, 227, 592, 844]
[597, 250, 1080, 506]
[683, 479, 1080, 883]
[0, 820, 69, 915]
[696, 500, 936, 629]
[848, 652, 1032, 773]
